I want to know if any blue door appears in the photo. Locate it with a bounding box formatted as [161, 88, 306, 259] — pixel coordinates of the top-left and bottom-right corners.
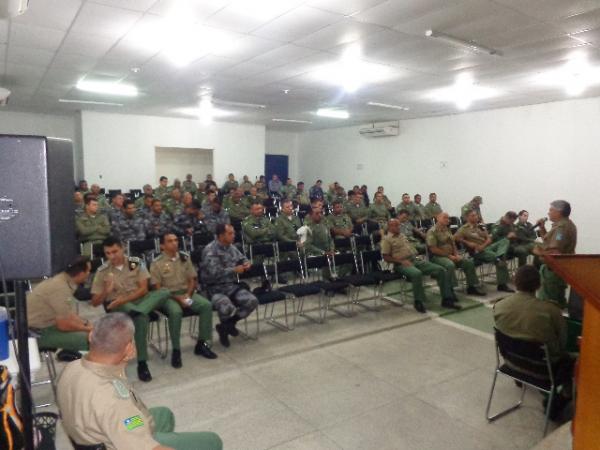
[265, 154, 289, 185]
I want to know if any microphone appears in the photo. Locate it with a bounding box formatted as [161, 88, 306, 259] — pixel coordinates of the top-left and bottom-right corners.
[532, 218, 548, 230]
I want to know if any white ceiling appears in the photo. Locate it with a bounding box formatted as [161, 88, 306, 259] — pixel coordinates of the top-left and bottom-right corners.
[2, 0, 600, 130]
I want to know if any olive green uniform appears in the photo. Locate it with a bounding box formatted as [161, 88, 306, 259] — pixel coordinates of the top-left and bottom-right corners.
[424, 201, 442, 220]
[27, 273, 89, 351]
[150, 252, 213, 346]
[399, 220, 426, 254]
[295, 191, 311, 206]
[304, 221, 334, 256]
[455, 223, 510, 286]
[281, 184, 297, 200]
[182, 180, 198, 195]
[381, 232, 453, 306]
[408, 202, 427, 222]
[345, 202, 369, 224]
[57, 357, 222, 450]
[328, 213, 353, 240]
[242, 195, 263, 208]
[76, 212, 111, 256]
[242, 215, 276, 244]
[537, 218, 577, 307]
[226, 200, 250, 222]
[494, 291, 567, 363]
[221, 180, 239, 193]
[91, 258, 171, 362]
[368, 203, 391, 229]
[426, 224, 480, 288]
[492, 219, 530, 267]
[274, 214, 302, 242]
[515, 221, 537, 265]
[461, 202, 482, 222]
[239, 181, 253, 193]
[154, 185, 171, 202]
[163, 199, 184, 218]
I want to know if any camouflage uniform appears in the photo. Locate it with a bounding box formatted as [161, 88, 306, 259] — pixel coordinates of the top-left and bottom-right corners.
[144, 212, 173, 239]
[182, 180, 198, 195]
[163, 199, 184, 218]
[204, 209, 230, 235]
[200, 240, 258, 321]
[173, 213, 210, 237]
[113, 214, 146, 242]
[399, 220, 426, 253]
[154, 186, 171, 202]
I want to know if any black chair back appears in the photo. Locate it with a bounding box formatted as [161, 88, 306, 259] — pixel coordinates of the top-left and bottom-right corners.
[420, 218, 434, 230]
[360, 249, 383, 273]
[304, 254, 329, 271]
[334, 237, 352, 252]
[354, 235, 372, 249]
[129, 189, 142, 198]
[239, 262, 267, 280]
[250, 243, 276, 258]
[128, 239, 157, 255]
[277, 241, 298, 254]
[69, 438, 107, 450]
[494, 328, 552, 379]
[107, 189, 122, 198]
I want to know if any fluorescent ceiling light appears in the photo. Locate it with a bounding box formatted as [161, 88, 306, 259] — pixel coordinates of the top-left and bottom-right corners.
[228, 0, 302, 21]
[316, 108, 350, 119]
[367, 101, 410, 111]
[213, 99, 266, 109]
[59, 99, 124, 106]
[176, 105, 237, 120]
[535, 52, 600, 96]
[76, 80, 138, 97]
[427, 73, 499, 110]
[425, 30, 502, 56]
[272, 118, 312, 124]
[312, 46, 393, 93]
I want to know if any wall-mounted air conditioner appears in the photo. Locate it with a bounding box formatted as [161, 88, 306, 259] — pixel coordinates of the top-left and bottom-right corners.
[359, 121, 399, 137]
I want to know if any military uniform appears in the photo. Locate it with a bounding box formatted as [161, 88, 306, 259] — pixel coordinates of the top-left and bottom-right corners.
[461, 201, 482, 222]
[328, 213, 353, 239]
[242, 215, 276, 244]
[182, 180, 198, 195]
[424, 201, 442, 220]
[76, 213, 111, 256]
[195, 190, 206, 205]
[295, 190, 311, 206]
[91, 258, 171, 363]
[200, 241, 258, 321]
[381, 232, 453, 306]
[27, 273, 89, 351]
[204, 209, 230, 235]
[154, 185, 171, 202]
[368, 203, 391, 228]
[134, 196, 151, 210]
[239, 180, 253, 193]
[242, 195, 263, 209]
[492, 219, 530, 267]
[396, 201, 413, 214]
[399, 220, 426, 254]
[494, 292, 567, 363]
[514, 221, 537, 266]
[455, 223, 510, 286]
[113, 215, 146, 242]
[109, 206, 125, 225]
[304, 221, 334, 256]
[274, 214, 302, 242]
[173, 212, 210, 238]
[345, 202, 369, 224]
[226, 200, 250, 222]
[221, 180, 239, 193]
[408, 202, 427, 222]
[57, 358, 222, 450]
[281, 184, 297, 200]
[74, 204, 84, 217]
[163, 199, 184, 218]
[150, 252, 214, 346]
[426, 224, 480, 289]
[144, 212, 173, 238]
[537, 218, 577, 307]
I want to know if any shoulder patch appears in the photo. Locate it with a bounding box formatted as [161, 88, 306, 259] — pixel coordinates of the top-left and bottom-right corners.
[123, 415, 144, 431]
[97, 263, 110, 272]
[179, 251, 189, 262]
[128, 256, 141, 270]
[112, 380, 130, 399]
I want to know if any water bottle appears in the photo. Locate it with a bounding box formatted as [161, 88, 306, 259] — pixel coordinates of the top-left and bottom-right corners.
[0, 306, 9, 360]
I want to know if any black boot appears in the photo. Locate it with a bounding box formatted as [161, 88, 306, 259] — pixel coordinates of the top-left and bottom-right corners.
[195, 340, 218, 359]
[467, 285, 486, 296]
[216, 323, 230, 348]
[498, 284, 515, 293]
[227, 316, 241, 337]
[441, 298, 462, 310]
[414, 301, 427, 314]
[171, 349, 182, 368]
[137, 361, 152, 382]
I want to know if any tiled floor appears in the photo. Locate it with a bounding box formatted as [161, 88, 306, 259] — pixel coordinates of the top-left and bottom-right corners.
[38, 284, 558, 450]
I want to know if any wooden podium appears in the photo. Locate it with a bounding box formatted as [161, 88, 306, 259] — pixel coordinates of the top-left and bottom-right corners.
[544, 255, 600, 450]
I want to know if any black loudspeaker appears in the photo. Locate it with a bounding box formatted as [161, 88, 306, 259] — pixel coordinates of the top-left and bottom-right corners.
[0, 135, 77, 279]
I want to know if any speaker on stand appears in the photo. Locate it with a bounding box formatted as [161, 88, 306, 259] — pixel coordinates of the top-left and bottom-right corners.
[0, 135, 77, 450]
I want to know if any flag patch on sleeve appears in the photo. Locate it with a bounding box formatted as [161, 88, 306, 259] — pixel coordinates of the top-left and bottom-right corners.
[124, 415, 144, 431]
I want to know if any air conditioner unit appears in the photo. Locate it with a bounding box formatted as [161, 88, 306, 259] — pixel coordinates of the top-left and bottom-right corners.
[0, 0, 28, 18]
[359, 122, 399, 137]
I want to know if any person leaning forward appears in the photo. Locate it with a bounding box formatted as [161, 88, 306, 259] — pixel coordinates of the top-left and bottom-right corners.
[27, 256, 94, 352]
[57, 313, 222, 450]
[382, 219, 460, 313]
[200, 224, 258, 348]
[150, 233, 218, 367]
[533, 200, 577, 308]
[426, 212, 487, 296]
[91, 236, 171, 382]
[454, 209, 514, 293]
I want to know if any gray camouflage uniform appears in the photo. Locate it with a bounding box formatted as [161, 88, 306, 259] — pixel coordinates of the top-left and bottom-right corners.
[200, 240, 258, 321]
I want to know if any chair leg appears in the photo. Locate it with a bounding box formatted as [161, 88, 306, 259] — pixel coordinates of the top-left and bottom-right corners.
[543, 389, 555, 437]
[486, 371, 526, 421]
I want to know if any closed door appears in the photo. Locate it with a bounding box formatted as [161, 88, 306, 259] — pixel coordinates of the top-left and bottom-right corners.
[265, 154, 288, 185]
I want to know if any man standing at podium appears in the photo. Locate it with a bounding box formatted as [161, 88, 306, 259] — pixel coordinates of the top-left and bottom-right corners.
[533, 200, 577, 308]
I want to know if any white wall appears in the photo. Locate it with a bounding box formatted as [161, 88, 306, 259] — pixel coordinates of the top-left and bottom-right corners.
[297, 97, 600, 253]
[0, 110, 82, 179]
[155, 147, 213, 182]
[265, 129, 299, 182]
[81, 111, 265, 190]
